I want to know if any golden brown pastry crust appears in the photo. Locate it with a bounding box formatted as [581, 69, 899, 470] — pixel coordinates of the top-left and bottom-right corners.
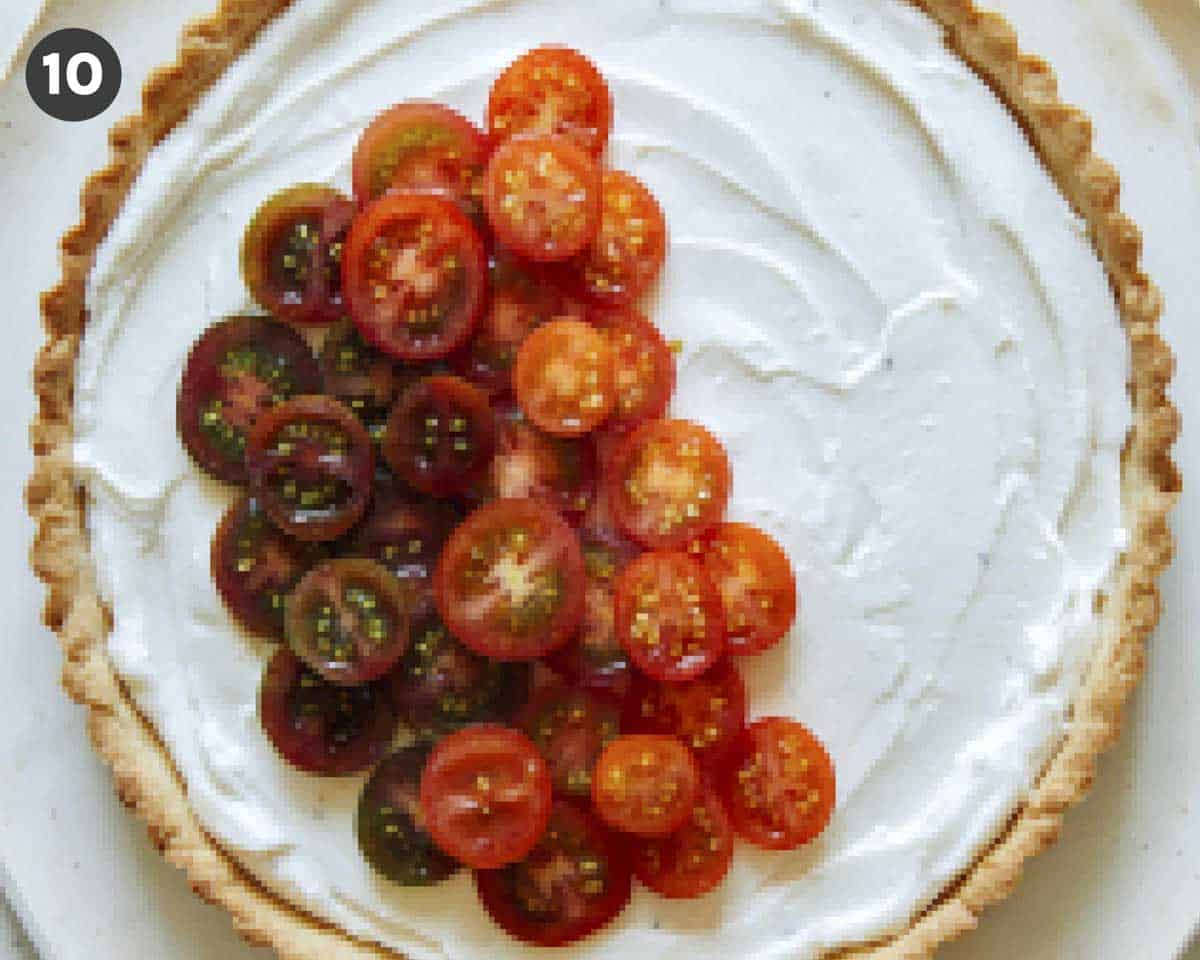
[26, 1, 1180, 957]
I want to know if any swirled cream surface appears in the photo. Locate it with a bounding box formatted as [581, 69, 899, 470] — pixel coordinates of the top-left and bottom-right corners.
[74, 0, 1130, 956]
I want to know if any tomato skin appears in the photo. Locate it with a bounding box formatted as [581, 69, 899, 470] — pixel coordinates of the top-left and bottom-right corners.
[721, 717, 836, 851]
[516, 684, 622, 797]
[591, 734, 700, 838]
[513, 318, 616, 438]
[571, 171, 667, 307]
[592, 307, 676, 433]
[488, 405, 598, 525]
[633, 781, 734, 899]
[419, 724, 553, 869]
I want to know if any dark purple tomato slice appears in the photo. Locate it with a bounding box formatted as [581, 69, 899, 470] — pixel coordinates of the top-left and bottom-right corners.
[259, 647, 396, 776]
[319, 319, 408, 445]
[177, 315, 321, 485]
[341, 490, 453, 597]
[489, 404, 597, 525]
[517, 684, 621, 797]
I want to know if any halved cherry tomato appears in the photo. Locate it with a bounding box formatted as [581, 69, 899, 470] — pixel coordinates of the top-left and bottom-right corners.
[571, 171, 667, 306]
[607, 419, 731, 549]
[419, 724, 552, 869]
[342, 192, 487, 361]
[284, 558, 413, 685]
[613, 551, 724, 683]
[692, 523, 798, 657]
[517, 684, 621, 797]
[489, 404, 597, 524]
[591, 733, 699, 837]
[259, 648, 396, 776]
[721, 717, 836, 851]
[624, 659, 745, 767]
[592, 307, 676, 432]
[352, 102, 487, 215]
[341, 490, 452, 594]
[487, 46, 612, 157]
[475, 801, 631, 947]
[483, 135, 601, 263]
[245, 396, 374, 542]
[433, 498, 586, 661]
[177, 316, 321, 485]
[633, 780, 734, 899]
[210, 495, 324, 639]
[513, 318, 615, 437]
[356, 745, 460, 887]
[319, 319, 407, 444]
[241, 184, 356, 325]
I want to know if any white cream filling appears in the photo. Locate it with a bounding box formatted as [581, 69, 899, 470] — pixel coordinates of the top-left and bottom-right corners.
[74, 0, 1130, 957]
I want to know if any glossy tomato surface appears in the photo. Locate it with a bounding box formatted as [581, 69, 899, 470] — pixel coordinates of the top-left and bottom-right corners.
[592, 307, 676, 434]
[571, 171, 667, 306]
[591, 733, 699, 838]
[517, 684, 621, 797]
[340, 490, 453, 598]
[633, 780, 734, 899]
[513, 318, 615, 437]
[489, 405, 597, 524]
[624, 658, 745, 767]
[319, 318, 407, 445]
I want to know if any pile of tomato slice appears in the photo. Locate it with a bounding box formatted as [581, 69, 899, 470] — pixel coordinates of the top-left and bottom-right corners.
[176, 45, 835, 946]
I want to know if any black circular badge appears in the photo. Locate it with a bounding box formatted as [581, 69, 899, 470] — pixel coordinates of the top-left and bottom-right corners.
[26, 29, 121, 122]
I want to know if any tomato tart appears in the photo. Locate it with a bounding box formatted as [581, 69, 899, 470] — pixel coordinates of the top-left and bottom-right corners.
[29, 1, 1178, 959]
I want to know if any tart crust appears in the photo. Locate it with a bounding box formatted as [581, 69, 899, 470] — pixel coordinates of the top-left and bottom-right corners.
[26, 1, 1180, 957]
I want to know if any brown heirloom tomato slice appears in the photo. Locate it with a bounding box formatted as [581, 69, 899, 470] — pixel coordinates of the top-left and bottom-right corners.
[352, 102, 487, 215]
[517, 685, 621, 798]
[489, 405, 597, 524]
[572, 171, 667, 306]
[483, 135, 601, 263]
[591, 734, 699, 837]
[241, 184, 355, 325]
[487, 46, 613, 157]
[177, 315, 321, 485]
[624, 659, 745, 767]
[692, 523, 798, 657]
[593, 307, 676, 433]
[721, 717, 836, 851]
[514, 318, 616, 437]
[319, 319, 406, 444]
[342, 490, 452, 594]
[259, 648, 395, 776]
[211, 495, 324, 639]
[614, 551, 725, 683]
[634, 780, 734, 900]
[433, 499, 586, 661]
[382, 374, 496, 497]
[607, 419, 731, 549]
[419, 724, 552, 869]
[356, 745, 460, 887]
[285, 558, 413, 686]
[246, 396, 374, 542]
[342, 192, 487, 361]
[475, 801, 631, 948]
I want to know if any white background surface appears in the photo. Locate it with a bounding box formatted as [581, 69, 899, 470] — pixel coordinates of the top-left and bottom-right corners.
[0, 1, 1196, 958]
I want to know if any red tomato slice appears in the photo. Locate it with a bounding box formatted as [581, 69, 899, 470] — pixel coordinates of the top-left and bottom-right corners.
[352, 102, 487, 215]
[591, 733, 699, 837]
[633, 780, 734, 899]
[513, 318, 616, 437]
[489, 404, 597, 524]
[721, 717, 836, 851]
[613, 551, 725, 683]
[483, 135, 601, 263]
[624, 659, 746, 767]
[433, 498, 586, 660]
[342, 192, 487, 361]
[572, 171, 667, 306]
[475, 801, 632, 947]
[592, 307, 676, 433]
[692, 523, 798, 657]
[487, 46, 612, 156]
[419, 724, 552, 869]
[606, 419, 731, 549]
[517, 684, 621, 797]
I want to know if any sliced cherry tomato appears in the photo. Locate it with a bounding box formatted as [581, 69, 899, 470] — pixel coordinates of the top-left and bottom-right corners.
[177, 316, 321, 485]
[487, 46, 612, 157]
[356, 745, 460, 887]
[517, 684, 621, 797]
[319, 319, 407, 444]
[692, 523, 798, 657]
[210, 495, 324, 639]
[592, 307, 676, 433]
[591, 733, 699, 837]
[352, 102, 487, 216]
[633, 780, 734, 899]
[419, 724, 552, 869]
[572, 171, 667, 306]
[513, 318, 615, 437]
[624, 659, 745, 767]
[241, 183, 355, 325]
[342, 192, 487, 360]
[259, 648, 395, 776]
[433, 498, 586, 661]
[489, 405, 597, 524]
[381, 374, 496, 497]
[607, 419, 731, 549]
[483, 135, 601, 263]
[284, 558, 413, 686]
[342, 490, 452, 595]
[475, 801, 631, 947]
[245, 395, 374, 542]
[613, 551, 724, 683]
[721, 717, 836, 851]
[390, 611, 530, 737]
